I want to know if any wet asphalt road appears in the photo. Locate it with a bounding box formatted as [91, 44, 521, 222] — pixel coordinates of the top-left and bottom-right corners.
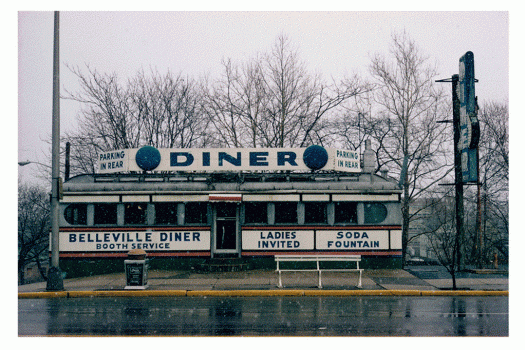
[19, 295, 508, 336]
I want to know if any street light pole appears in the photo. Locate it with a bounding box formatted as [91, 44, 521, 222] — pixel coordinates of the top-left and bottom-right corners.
[18, 161, 51, 168]
[47, 10, 63, 291]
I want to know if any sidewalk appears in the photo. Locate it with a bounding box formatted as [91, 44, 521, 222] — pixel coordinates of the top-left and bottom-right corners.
[18, 268, 509, 297]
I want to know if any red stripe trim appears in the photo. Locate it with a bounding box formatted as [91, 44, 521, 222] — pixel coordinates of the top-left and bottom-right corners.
[241, 226, 402, 231]
[59, 252, 211, 258]
[60, 226, 401, 232]
[148, 252, 210, 257]
[209, 194, 242, 201]
[241, 251, 402, 257]
[60, 251, 401, 258]
[60, 226, 211, 232]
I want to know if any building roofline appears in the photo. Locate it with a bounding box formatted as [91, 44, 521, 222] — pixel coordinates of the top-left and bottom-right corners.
[63, 172, 402, 194]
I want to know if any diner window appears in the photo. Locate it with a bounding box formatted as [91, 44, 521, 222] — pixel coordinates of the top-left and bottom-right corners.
[334, 202, 358, 224]
[64, 204, 87, 225]
[185, 202, 208, 224]
[125, 203, 147, 225]
[94, 203, 118, 225]
[274, 202, 298, 224]
[364, 202, 388, 224]
[155, 203, 179, 225]
[244, 202, 267, 224]
[304, 202, 327, 224]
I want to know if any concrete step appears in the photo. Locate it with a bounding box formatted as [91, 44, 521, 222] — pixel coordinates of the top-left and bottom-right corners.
[198, 258, 249, 272]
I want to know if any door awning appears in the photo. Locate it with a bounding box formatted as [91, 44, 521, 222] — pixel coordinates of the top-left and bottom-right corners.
[208, 194, 242, 202]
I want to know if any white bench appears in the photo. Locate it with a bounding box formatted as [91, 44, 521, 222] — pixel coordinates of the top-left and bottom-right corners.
[275, 255, 363, 289]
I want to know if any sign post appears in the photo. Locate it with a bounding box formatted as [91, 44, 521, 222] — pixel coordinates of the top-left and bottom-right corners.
[47, 11, 63, 291]
[436, 52, 480, 272]
[452, 74, 465, 271]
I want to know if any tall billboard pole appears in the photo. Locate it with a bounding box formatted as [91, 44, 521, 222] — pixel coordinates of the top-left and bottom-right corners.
[47, 11, 63, 291]
[451, 74, 464, 271]
[437, 51, 479, 272]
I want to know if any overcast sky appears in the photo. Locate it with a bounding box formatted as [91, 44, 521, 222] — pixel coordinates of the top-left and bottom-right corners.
[16, 9, 510, 185]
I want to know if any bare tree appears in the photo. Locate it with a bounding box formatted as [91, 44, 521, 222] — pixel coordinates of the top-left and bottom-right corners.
[407, 100, 508, 278]
[423, 192, 461, 289]
[478, 101, 509, 192]
[130, 69, 209, 148]
[18, 181, 50, 285]
[203, 57, 268, 147]
[336, 32, 453, 266]
[204, 34, 370, 148]
[64, 35, 369, 171]
[464, 101, 509, 266]
[63, 65, 210, 175]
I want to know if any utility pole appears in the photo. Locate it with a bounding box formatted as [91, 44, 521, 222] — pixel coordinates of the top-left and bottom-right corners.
[451, 74, 465, 271]
[65, 141, 70, 181]
[47, 11, 63, 291]
[476, 147, 483, 268]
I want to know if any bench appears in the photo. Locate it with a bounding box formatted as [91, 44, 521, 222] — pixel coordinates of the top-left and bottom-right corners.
[275, 255, 363, 289]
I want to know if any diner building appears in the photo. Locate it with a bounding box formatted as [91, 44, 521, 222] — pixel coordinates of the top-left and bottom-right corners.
[58, 142, 402, 276]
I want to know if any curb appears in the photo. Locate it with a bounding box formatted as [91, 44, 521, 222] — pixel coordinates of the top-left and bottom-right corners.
[18, 289, 509, 299]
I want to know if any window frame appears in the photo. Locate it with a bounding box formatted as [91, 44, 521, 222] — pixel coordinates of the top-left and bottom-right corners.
[363, 202, 388, 224]
[244, 202, 268, 225]
[64, 203, 88, 225]
[155, 202, 180, 225]
[304, 201, 327, 224]
[93, 203, 118, 226]
[124, 202, 148, 225]
[274, 202, 298, 224]
[334, 201, 358, 224]
[184, 202, 208, 225]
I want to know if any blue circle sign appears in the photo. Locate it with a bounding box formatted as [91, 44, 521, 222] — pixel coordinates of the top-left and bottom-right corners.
[303, 145, 328, 170]
[135, 146, 161, 171]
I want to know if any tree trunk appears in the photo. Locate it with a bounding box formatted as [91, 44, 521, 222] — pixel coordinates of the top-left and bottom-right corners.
[36, 258, 48, 281]
[18, 266, 25, 286]
[451, 268, 457, 290]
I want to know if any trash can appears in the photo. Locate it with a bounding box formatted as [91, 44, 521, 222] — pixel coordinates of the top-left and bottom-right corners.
[124, 249, 148, 290]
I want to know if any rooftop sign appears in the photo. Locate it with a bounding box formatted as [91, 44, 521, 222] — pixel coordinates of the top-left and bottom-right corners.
[458, 51, 479, 183]
[97, 145, 361, 174]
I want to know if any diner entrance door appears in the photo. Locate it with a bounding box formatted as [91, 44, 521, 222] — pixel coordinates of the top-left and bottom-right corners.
[212, 203, 239, 256]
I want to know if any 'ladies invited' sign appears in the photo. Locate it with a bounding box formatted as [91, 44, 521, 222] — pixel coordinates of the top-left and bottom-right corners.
[242, 230, 314, 250]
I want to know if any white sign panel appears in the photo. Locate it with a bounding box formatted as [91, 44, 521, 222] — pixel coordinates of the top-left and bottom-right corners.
[60, 230, 211, 252]
[331, 149, 361, 172]
[242, 230, 314, 250]
[389, 230, 402, 250]
[98, 149, 130, 173]
[97, 146, 361, 174]
[316, 230, 390, 250]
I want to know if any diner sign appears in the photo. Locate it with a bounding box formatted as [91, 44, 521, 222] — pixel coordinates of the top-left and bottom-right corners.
[97, 146, 361, 174]
[60, 230, 211, 252]
[316, 230, 390, 250]
[242, 230, 315, 250]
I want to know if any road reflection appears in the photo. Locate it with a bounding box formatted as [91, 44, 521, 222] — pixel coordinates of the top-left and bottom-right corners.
[18, 296, 508, 336]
